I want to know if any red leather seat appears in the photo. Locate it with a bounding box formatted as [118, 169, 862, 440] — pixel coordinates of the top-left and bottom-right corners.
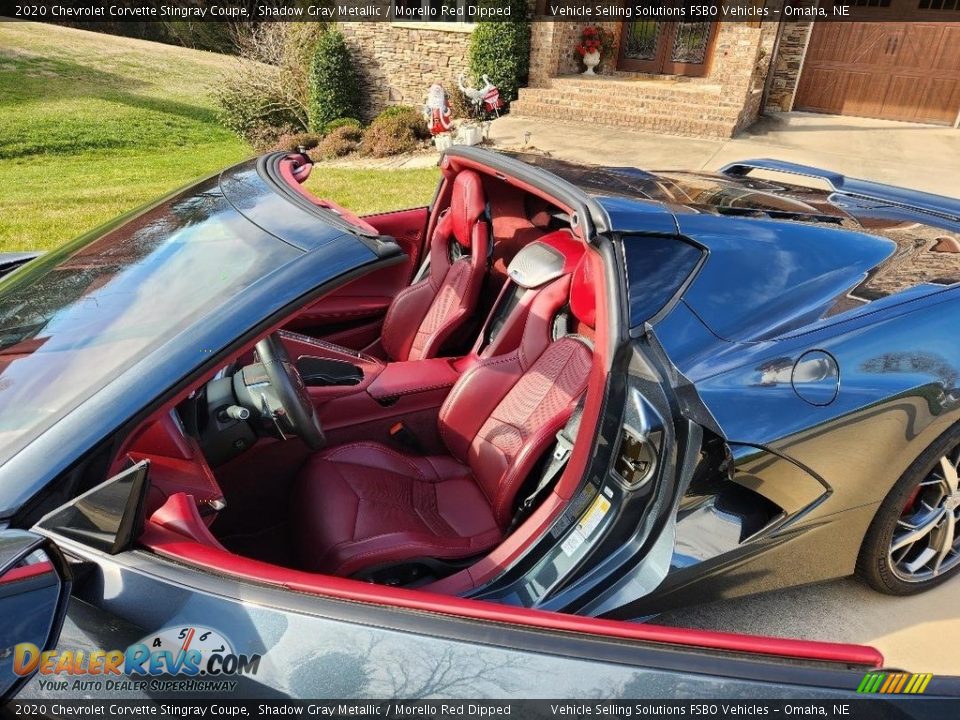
[294, 247, 596, 577]
[379, 170, 490, 361]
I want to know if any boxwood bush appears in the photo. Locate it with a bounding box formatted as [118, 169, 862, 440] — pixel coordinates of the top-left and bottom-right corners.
[362, 106, 430, 158]
[322, 117, 362, 134]
[309, 31, 362, 132]
[468, 0, 531, 103]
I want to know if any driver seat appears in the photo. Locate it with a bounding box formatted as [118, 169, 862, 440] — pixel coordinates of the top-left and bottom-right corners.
[293, 247, 597, 578]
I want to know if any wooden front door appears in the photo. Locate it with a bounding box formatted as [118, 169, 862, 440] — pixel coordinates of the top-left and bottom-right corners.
[618, 21, 717, 77]
[794, 1, 960, 124]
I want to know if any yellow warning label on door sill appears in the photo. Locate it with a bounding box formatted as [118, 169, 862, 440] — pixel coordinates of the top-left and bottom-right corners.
[578, 494, 610, 538]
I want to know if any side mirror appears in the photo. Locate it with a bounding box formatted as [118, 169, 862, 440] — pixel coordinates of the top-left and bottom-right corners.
[0, 530, 72, 700]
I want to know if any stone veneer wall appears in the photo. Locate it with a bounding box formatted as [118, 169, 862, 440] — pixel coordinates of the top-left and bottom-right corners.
[735, 21, 780, 132]
[338, 22, 474, 121]
[765, 20, 815, 112]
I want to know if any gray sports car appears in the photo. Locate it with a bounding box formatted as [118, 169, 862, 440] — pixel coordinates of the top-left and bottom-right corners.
[2, 148, 960, 700]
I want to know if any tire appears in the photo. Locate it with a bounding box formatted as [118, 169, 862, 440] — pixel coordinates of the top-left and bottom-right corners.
[856, 423, 960, 595]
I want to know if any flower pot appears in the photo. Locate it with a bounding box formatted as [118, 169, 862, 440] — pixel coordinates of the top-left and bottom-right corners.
[582, 50, 601, 76]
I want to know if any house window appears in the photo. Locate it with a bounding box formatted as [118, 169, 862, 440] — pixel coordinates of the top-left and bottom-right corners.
[394, 0, 478, 23]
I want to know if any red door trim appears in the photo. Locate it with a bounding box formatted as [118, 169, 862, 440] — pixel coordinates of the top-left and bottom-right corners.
[141, 524, 884, 670]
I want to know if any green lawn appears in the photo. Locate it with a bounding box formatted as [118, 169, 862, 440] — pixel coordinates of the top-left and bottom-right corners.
[304, 167, 440, 215]
[0, 22, 439, 252]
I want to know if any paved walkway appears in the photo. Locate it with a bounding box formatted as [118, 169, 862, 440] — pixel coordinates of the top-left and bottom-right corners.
[489, 110, 960, 675]
[489, 111, 960, 197]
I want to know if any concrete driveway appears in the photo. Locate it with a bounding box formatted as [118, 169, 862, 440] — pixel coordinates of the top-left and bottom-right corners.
[490, 110, 960, 675]
[489, 111, 960, 197]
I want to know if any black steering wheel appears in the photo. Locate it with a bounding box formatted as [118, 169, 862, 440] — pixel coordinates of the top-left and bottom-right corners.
[253, 333, 326, 450]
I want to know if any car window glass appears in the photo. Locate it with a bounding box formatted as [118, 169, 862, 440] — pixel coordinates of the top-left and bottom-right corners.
[622, 235, 703, 326]
[0, 183, 299, 466]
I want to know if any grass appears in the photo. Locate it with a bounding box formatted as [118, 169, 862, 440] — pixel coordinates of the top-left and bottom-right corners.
[0, 22, 439, 252]
[303, 167, 440, 215]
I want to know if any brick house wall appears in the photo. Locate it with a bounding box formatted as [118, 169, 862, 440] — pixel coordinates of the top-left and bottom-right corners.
[341, 16, 794, 137]
[521, 20, 778, 138]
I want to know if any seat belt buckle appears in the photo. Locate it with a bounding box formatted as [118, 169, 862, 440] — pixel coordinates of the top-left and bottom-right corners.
[553, 431, 574, 463]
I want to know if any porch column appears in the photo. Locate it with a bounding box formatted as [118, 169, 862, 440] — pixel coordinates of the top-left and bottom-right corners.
[528, 21, 564, 87]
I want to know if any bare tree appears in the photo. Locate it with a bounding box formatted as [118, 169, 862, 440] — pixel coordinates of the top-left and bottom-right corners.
[217, 23, 323, 137]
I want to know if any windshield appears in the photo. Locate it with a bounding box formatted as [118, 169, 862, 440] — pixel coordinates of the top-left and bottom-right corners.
[0, 179, 299, 466]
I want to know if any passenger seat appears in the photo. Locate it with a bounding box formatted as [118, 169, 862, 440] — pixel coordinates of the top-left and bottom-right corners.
[378, 169, 490, 361]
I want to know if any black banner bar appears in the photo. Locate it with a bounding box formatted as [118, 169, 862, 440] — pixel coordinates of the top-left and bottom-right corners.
[3, 699, 960, 720]
[1, 0, 959, 23]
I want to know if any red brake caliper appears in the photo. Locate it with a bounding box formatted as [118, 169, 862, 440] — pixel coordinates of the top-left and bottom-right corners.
[902, 484, 922, 516]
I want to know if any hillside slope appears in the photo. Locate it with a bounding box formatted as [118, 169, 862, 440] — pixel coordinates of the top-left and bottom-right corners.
[0, 21, 249, 251]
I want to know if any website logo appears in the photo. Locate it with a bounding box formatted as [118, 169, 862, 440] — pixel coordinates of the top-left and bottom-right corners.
[857, 672, 933, 694]
[13, 625, 260, 678]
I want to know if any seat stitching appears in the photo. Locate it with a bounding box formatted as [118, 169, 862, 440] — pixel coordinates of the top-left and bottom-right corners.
[494, 411, 574, 524]
[438, 352, 521, 450]
[321, 441, 426, 480]
[413, 481, 457, 538]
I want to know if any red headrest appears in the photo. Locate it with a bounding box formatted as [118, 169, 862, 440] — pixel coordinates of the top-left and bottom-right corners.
[449, 170, 486, 247]
[570, 256, 597, 328]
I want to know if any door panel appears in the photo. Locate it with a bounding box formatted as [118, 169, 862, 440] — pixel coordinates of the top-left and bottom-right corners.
[14, 543, 884, 701]
[285, 206, 431, 347]
[618, 20, 666, 73]
[618, 22, 715, 77]
[661, 22, 716, 76]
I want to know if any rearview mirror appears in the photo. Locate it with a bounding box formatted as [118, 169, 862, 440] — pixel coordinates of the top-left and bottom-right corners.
[0, 530, 72, 700]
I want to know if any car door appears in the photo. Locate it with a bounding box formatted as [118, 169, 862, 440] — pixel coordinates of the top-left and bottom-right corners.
[22, 518, 889, 701]
[9, 453, 900, 700]
[285, 206, 431, 348]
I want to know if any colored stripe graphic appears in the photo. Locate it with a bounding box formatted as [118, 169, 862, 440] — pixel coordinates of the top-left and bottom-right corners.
[858, 672, 932, 694]
[893, 673, 909, 693]
[880, 674, 896, 693]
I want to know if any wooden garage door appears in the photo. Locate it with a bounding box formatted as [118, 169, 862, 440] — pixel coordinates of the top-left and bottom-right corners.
[795, 5, 960, 124]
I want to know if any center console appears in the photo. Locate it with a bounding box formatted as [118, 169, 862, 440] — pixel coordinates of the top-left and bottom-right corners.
[278, 331, 461, 452]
